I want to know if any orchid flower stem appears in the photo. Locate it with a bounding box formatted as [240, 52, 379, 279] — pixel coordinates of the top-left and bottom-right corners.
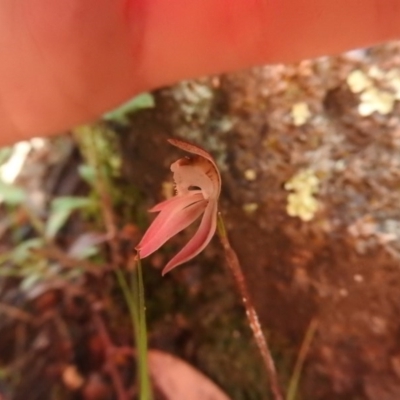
[136, 255, 152, 400]
[115, 257, 152, 400]
[216, 212, 284, 400]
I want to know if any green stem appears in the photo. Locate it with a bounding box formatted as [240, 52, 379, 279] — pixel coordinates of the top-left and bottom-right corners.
[115, 258, 152, 400]
[286, 319, 318, 400]
[136, 256, 152, 400]
[115, 268, 140, 342]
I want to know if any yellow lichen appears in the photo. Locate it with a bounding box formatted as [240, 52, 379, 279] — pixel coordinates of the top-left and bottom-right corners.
[244, 169, 257, 181]
[284, 170, 319, 221]
[291, 102, 311, 126]
[386, 69, 400, 100]
[368, 66, 385, 80]
[347, 70, 373, 93]
[242, 202, 259, 214]
[358, 88, 395, 116]
[347, 67, 398, 116]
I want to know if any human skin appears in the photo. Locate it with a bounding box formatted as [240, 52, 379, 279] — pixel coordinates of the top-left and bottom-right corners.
[0, 0, 399, 145]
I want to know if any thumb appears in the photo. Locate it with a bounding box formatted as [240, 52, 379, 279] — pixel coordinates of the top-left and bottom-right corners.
[0, 0, 399, 144]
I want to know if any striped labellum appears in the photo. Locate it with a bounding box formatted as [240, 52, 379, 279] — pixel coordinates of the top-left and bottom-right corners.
[136, 138, 221, 275]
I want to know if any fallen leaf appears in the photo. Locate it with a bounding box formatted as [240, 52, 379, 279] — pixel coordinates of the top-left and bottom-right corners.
[148, 350, 232, 400]
[68, 232, 108, 259]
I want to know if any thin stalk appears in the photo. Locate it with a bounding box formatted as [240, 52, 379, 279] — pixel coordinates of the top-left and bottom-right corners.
[75, 125, 152, 399]
[216, 213, 284, 400]
[115, 257, 152, 400]
[136, 256, 152, 399]
[286, 319, 318, 400]
[115, 268, 140, 343]
[21, 204, 45, 236]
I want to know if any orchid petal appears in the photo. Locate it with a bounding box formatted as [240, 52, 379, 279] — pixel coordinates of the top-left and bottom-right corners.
[138, 193, 203, 253]
[135, 138, 221, 272]
[168, 138, 218, 173]
[162, 200, 218, 275]
[137, 197, 207, 258]
[149, 191, 202, 213]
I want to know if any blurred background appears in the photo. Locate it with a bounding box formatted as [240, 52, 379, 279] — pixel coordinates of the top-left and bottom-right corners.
[1, 41, 400, 400]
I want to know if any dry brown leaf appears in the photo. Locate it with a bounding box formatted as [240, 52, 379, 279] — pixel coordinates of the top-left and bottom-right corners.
[148, 350, 232, 400]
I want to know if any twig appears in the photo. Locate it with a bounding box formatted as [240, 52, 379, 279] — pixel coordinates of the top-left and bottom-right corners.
[34, 245, 110, 275]
[0, 302, 35, 324]
[79, 125, 121, 270]
[90, 139, 133, 400]
[92, 311, 131, 400]
[77, 126, 152, 399]
[90, 141, 151, 398]
[286, 318, 318, 400]
[216, 213, 284, 400]
[97, 178, 121, 269]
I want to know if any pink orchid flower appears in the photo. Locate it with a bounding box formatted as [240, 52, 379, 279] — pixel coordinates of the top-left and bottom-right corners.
[136, 138, 221, 275]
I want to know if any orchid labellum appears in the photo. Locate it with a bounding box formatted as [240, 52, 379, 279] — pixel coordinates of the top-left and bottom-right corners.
[136, 138, 221, 275]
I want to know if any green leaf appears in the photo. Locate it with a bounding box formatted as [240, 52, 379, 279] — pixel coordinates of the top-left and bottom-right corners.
[103, 93, 155, 124]
[11, 238, 44, 264]
[74, 245, 99, 259]
[52, 196, 93, 210]
[20, 273, 42, 291]
[78, 164, 97, 184]
[46, 196, 94, 239]
[68, 232, 105, 259]
[0, 180, 26, 205]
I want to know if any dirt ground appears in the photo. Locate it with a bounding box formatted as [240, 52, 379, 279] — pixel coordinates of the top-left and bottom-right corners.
[1, 42, 400, 400]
